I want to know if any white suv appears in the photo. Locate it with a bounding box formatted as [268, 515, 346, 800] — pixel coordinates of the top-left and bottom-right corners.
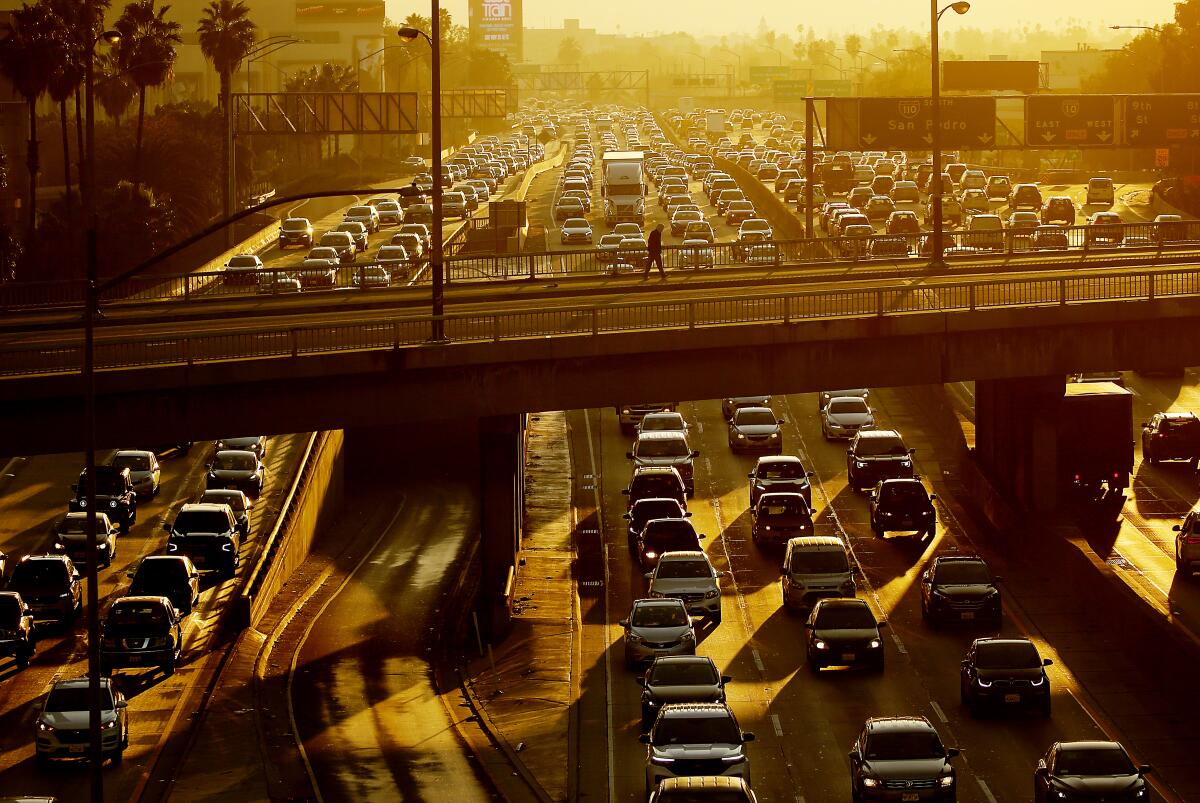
[641, 703, 754, 791]
[645, 551, 723, 623]
[35, 677, 129, 765]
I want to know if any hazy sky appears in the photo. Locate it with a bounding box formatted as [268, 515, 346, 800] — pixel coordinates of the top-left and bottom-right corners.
[391, 1, 1176, 37]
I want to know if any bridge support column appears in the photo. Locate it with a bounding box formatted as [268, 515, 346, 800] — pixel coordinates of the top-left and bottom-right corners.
[478, 414, 525, 639]
[974, 376, 1063, 513]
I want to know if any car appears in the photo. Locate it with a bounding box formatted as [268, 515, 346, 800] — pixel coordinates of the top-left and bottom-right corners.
[256, 272, 302, 294]
[846, 430, 915, 491]
[781, 535, 856, 611]
[1173, 503, 1200, 578]
[959, 169, 986, 191]
[0, 591, 36, 668]
[559, 217, 593, 245]
[164, 502, 241, 578]
[628, 432, 698, 496]
[352, 264, 391, 288]
[678, 239, 715, 269]
[35, 677, 128, 765]
[1085, 211, 1124, 245]
[959, 188, 990, 216]
[53, 511, 119, 569]
[1007, 210, 1040, 239]
[920, 554, 1002, 626]
[317, 231, 357, 263]
[621, 598, 697, 669]
[743, 243, 780, 266]
[374, 245, 411, 275]
[638, 656, 730, 731]
[747, 455, 812, 508]
[638, 411, 688, 436]
[863, 195, 897, 222]
[109, 449, 160, 500]
[389, 232, 424, 264]
[959, 637, 1052, 717]
[818, 388, 868, 412]
[554, 195, 586, 222]
[561, 188, 591, 213]
[891, 180, 920, 205]
[1034, 741, 1152, 803]
[985, 174, 1012, 200]
[641, 703, 754, 791]
[223, 253, 263, 285]
[636, 518, 704, 572]
[722, 396, 770, 419]
[616, 237, 650, 269]
[848, 186, 874, 211]
[129, 555, 200, 616]
[200, 489, 252, 538]
[368, 199, 403, 225]
[296, 257, 338, 288]
[923, 193, 963, 226]
[644, 551, 723, 622]
[1085, 176, 1115, 206]
[215, 436, 267, 460]
[805, 597, 886, 673]
[670, 209, 703, 236]
[613, 222, 643, 239]
[648, 777, 757, 803]
[737, 218, 773, 242]
[884, 210, 921, 235]
[727, 406, 784, 453]
[624, 464, 688, 510]
[1008, 182, 1043, 211]
[1142, 411, 1200, 463]
[1040, 195, 1077, 226]
[625, 497, 690, 549]
[724, 200, 755, 225]
[100, 595, 183, 675]
[407, 202, 434, 226]
[342, 205, 380, 233]
[401, 155, 426, 170]
[1154, 213, 1188, 243]
[334, 221, 370, 252]
[7, 555, 81, 625]
[848, 716, 958, 801]
[1031, 225, 1069, 250]
[751, 492, 814, 548]
[69, 465, 136, 532]
[442, 191, 469, 219]
[869, 478, 937, 539]
[821, 395, 875, 440]
[206, 449, 266, 496]
[398, 223, 432, 253]
[277, 217, 314, 249]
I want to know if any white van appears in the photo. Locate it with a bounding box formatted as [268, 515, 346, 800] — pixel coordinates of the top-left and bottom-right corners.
[1086, 177, 1115, 206]
[781, 535, 856, 611]
[966, 213, 1004, 250]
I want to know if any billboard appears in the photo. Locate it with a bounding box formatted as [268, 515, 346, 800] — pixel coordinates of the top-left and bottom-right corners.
[469, 0, 523, 63]
[294, 1, 384, 22]
[942, 60, 1040, 93]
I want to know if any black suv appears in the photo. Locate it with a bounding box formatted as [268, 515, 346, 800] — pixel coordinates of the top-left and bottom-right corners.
[638, 656, 730, 731]
[960, 637, 1052, 717]
[625, 498, 690, 552]
[636, 518, 704, 571]
[805, 598, 887, 673]
[129, 556, 200, 616]
[846, 430, 914, 491]
[848, 716, 959, 802]
[920, 555, 1002, 626]
[747, 455, 813, 508]
[624, 467, 687, 510]
[101, 595, 183, 675]
[0, 591, 36, 668]
[869, 478, 937, 539]
[69, 466, 136, 532]
[8, 555, 81, 625]
[1141, 411, 1200, 464]
[1034, 741, 1152, 803]
[164, 503, 241, 578]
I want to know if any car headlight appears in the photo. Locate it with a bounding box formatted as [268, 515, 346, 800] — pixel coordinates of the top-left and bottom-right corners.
[763, 525, 772, 531]
[109, 500, 117, 509]
[650, 755, 675, 765]
[59, 592, 71, 598]
[167, 542, 178, 552]
[54, 542, 66, 551]
[721, 754, 746, 763]
[1030, 675, 1044, 686]
[644, 551, 657, 560]
[940, 775, 954, 788]
[880, 510, 893, 517]
[208, 471, 217, 479]
[861, 777, 880, 788]
[222, 542, 234, 552]
[900, 460, 911, 468]
[627, 632, 645, 644]
[736, 433, 746, 440]
[705, 589, 719, 599]
[769, 432, 779, 439]
[78, 498, 87, 508]
[681, 631, 696, 642]
[37, 720, 54, 733]
[814, 639, 828, 650]
[101, 719, 118, 731]
[869, 638, 882, 649]
[976, 677, 992, 687]
[855, 461, 867, 469]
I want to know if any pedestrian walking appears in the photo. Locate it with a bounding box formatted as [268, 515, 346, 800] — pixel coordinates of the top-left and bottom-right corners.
[643, 223, 667, 279]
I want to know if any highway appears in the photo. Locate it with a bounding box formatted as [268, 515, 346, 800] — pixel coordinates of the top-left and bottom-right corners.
[0, 436, 309, 800]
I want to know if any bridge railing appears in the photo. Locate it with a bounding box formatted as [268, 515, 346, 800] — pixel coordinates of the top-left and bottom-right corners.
[4, 265, 1199, 378]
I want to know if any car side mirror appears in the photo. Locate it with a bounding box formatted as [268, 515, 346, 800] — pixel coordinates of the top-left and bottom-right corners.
[619, 618, 630, 628]
[684, 511, 693, 517]
[23, 606, 32, 616]
[961, 659, 970, 668]
[850, 564, 859, 573]
[635, 677, 645, 687]
[721, 675, 732, 684]
[777, 418, 787, 425]
[921, 570, 930, 581]
[846, 448, 853, 455]
[162, 523, 171, 533]
[71, 572, 80, 582]
[803, 622, 814, 630]
[625, 452, 634, 459]
[622, 512, 631, 520]
[1043, 658, 1054, 666]
[191, 572, 199, 579]
[115, 700, 128, 709]
[742, 732, 756, 742]
[638, 734, 651, 744]
[1139, 764, 1153, 774]
[698, 534, 707, 540]
[848, 749, 861, 762]
[877, 620, 888, 628]
[806, 471, 815, 478]
[946, 747, 960, 759]
[205, 463, 213, 470]
[929, 493, 937, 501]
[691, 450, 700, 458]
[644, 572, 653, 580]
[1036, 760, 1047, 773]
[908, 447, 917, 454]
[993, 575, 1004, 583]
[1173, 524, 1182, 531]
[747, 473, 755, 479]
[867, 490, 877, 499]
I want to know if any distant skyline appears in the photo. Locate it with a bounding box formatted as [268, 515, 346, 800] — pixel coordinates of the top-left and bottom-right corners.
[388, 1, 1176, 37]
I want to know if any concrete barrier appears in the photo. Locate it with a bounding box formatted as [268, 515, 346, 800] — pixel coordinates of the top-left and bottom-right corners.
[711, 156, 807, 240]
[235, 429, 345, 629]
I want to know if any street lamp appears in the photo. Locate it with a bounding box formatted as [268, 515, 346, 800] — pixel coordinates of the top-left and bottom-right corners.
[860, 50, 890, 70]
[716, 47, 742, 81]
[245, 37, 305, 91]
[763, 44, 783, 66]
[684, 51, 707, 74]
[81, 20, 120, 803]
[929, 0, 970, 270]
[398, 17, 446, 342]
[1109, 24, 1166, 93]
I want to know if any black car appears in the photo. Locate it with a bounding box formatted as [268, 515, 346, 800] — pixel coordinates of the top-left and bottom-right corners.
[636, 518, 704, 571]
[805, 598, 887, 673]
[920, 555, 1002, 626]
[624, 498, 690, 552]
[848, 716, 959, 802]
[846, 430, 914, 491]
[751, 492, 815, 548]
[0, 591, 36, 668]
[200, 489, 253, 538]
[638, 656, 730, 731]
[722, 396, 771, 419]
[727, 407, 785, 454]
[1034, 741, 1152, 803]
[623, 466, 687, 510]
[214, 436, 267, 461]
[1141, 411, 1200, 464]
[8, 555, 82, 625]
[206, 450, 266, 496]
[164, 503, 241, 579]
[69, 466, 136, 532]
[100, 595, 183, 675]
[960, 637, 1052, 717]
[869, 478, 936, 538]
[747, 455, 813, 509]
[129, 556, 200, 616]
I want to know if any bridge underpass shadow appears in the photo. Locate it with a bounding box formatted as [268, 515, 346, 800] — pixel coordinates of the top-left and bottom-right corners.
[1068, 493, 1126, 559]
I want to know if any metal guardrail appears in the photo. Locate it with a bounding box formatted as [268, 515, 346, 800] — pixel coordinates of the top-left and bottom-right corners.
[2, 266, 1198, 379]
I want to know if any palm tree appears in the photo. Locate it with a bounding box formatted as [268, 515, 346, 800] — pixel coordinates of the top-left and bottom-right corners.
[94, 50, 136, 125]
[116, 0, 181, 190]
[0, 2, 68, 244]
[45, 0, 88, 225]
[197, 0, 255, 224]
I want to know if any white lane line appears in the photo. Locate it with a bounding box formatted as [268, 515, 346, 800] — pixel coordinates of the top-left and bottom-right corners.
[890, 632, 908, 654]
[930, 700, 948, 723]
[977, 778, 998, 803]
[770, 713, 783, 737]
[582, 408, 615, 803]
[752, 648, 765, 672]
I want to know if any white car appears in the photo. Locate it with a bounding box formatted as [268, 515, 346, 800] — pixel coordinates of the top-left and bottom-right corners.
[375, 245, 410, 272]
[110, 449, 161, 499]
[36, 677, 128, 765]
[256, 273, 302, 294]
[352, 265, 391, 288]
[343, 205, 380, 233]
[821, 396, 876, 440]
[613, 222, 643, 239]
[560, 217, 593, 244]
[223, 253, 263, 285]
[370, 200, 403, 225]
[679, 239, 714, 269]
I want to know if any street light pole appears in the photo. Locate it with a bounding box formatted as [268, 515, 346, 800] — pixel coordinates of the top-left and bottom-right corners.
[930, 1, 970, 270]
[1109, 25, 1166, 93]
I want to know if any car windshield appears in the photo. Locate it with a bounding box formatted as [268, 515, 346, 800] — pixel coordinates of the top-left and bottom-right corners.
[975, 641, 1041, 669]
[649, 660, 719, 686]
[11, 561, 67, 586]
[735, 410, 777, 427]
[46, 686, 113, 713]
[935, 561, 991, 585]
[855, 435, 907, 456]
[642, 415, 683, 431]
[815, 603, 877, 629]
[828, 399, 868, 415]
[760, 498, 807, 517]
[865, 730, 945, 760]
[214, 453, 256, 471]
[655, 559, 711, 579]
[112, 453, 151, 471]
[636, 439, 689, 459]
[201, 492, 246, 511]
[758, 462, 803, 480]
[174, 509, 231, 533]
[85, 471, 127, 495]
[58, 516, 101, 535]
[880, 483, 927, 504]
[790, 550, 849, 574]
[378, 247, 406, 258]
[347, 207, 371, 216]
[109, 601, 169, 626]
[281, 220, 308, 231]
[136, 559, 186, 583]
[632, 603, 689, 628]
[654, 713, 740, 746]
[228, 256, 259, 267]
[1056, 747, 1136, 776]
[0, 595, 22, 621]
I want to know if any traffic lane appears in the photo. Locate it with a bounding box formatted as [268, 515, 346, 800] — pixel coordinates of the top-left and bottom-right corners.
[0, 434, 308, 802]
[290, 480, 493, 802]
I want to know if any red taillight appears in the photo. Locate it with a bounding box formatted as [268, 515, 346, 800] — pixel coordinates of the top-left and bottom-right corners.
[1074, 473, 1082, 480]
[1113, 472, 1120, 479]
[1186, 535, 1200, 544]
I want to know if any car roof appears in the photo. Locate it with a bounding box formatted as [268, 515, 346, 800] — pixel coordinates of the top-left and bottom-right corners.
[735, 406, 773, 415]
[53, 676, 115, 691]
[658, 702, 733, 718]
[972, 636, 1035, 649]
[1055, 740, 1126, 753]
[934, 554, 987, 566]
[814, 597, 871, 611]
[879, 477, 922, 486]
[111, 594, 173, 608]
[649, 655, 717, 669]
[754, 455, 802, 466]
[179, 502, 232, 514]
[855, 429, 901, 439]
[633, 597, 687, 608]
[114, 449, 154, 457]
[657, 550, 707, 561]
[637, 431, 688, 441]
[215, 449, 258, 458]
[786, 535, 845, 549]
[865, 715, 935, 733]
[1160, 411, 1199, 420]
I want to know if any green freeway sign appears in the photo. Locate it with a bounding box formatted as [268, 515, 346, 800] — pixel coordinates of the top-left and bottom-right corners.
[773, 80, 807, 102]
[812, 79, 853, 97]
[749, 65, 792, 84]
[1025, 95, 1116, 146]
[1125, 94, 1200, 146]
[857, 97, 996, 150]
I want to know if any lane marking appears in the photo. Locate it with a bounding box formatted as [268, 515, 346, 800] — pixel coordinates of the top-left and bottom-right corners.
[930, 700, 948, 723]
[770, 713, 783, 737]
[978, 778, 998, 803]
[582, 408, 615, 803]
[890, 632, 908, 655]
[752, 648, 765, 672]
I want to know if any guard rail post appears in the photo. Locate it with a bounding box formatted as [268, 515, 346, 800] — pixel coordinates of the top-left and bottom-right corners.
[876, 289, 884, 316]
[969, 283, 977, 311]
[1148, 272, 1156, 301]
[183, 275, 191, 303]
[1059, 278, 1068, 306]
[688, 301, 696, 330]
[493, 314, 501, 342]
[591, 307, 599, 335]
[290, 328, 299, 357]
